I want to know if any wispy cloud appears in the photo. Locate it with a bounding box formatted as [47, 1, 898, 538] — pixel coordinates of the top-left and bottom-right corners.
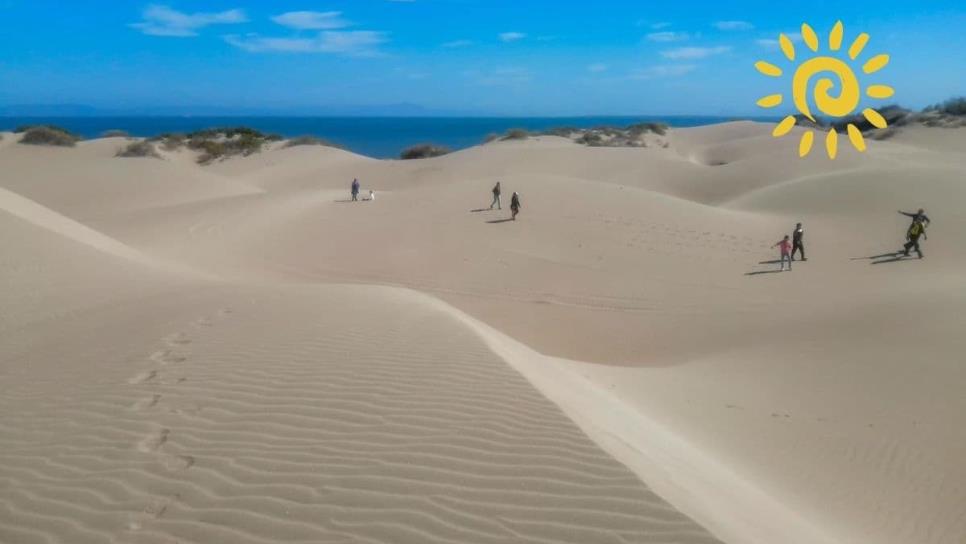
[467, 67, 531, 86]
[442, 39, 474, 48]
[225, 31, 387, 56]
[499, 32, 526, 43]
[587, 63, 608, 73]
[756, 32, 802, 48]
[714, 20, 754, 31]
[131, 4, 247, 37]
[271, 11, 350, 30]
[661, 46, 731, 60]
[628, 64, 696, 79]
[646, 31, 689, 42]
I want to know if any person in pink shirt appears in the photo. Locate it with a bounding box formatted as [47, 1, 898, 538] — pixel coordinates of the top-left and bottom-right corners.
[774, 235, 792, 271]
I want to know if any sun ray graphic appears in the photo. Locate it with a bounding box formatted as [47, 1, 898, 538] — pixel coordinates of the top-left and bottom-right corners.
[755, 20, 894, 159]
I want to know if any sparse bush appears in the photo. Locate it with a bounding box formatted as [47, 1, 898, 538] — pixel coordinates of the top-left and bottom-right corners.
[502, 128, 529, 140]
[627, 122, 668, 136]
[283, 135, 342, 149]
[540, 126, 578, 137]
[116, 140, 160, 158]
[483, 133, 500, 144]
[19, 126, 79, 147]
[926, 97, 966, 116]
[831, 105, 910, 133]
[400, 143, 451, 160]
[576, 132, 605, 146]
[101, 129, 130, 138]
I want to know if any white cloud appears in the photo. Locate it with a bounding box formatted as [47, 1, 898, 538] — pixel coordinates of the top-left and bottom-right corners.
[714, 20, 754, 31]
[629, 64, 696, 79]
[661, 46, 731, 60]
[225, 31, 387, 56]
[442, 39, 474, 48]
[587, 63, 608, 73]
[650, 22, 672, 30]
[271, 11, 349, 30]
[130, 4, 247, 37]
[467, 67, 531, 86]
[646, 31, 689, 42]
[499, 32, 526, 43]
[756, 32, 802, 48]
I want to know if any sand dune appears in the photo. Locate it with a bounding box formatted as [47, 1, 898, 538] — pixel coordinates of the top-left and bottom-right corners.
[1, 124, 964, 544]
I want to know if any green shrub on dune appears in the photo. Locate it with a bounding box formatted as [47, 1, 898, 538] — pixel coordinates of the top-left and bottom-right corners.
[116, 140, 160, 158]
[400, 144, 451, 160]
[18, 126, 79, 147]
[283, 135, 343, 149]
[501, 128, 529, 140]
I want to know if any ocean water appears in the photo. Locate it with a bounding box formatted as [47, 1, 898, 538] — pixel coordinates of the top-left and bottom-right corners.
[0, 116, 773, 159]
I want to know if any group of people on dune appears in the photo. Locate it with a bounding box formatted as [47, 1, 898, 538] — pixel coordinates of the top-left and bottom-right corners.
[347, 179, 521, 221]
[348, 178, 929, 264]
[773, 209, 932, 272]
[488, 182, 522, 221]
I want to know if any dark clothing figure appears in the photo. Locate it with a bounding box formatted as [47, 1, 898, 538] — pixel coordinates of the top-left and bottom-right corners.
[351, 179, 360, 201]
[490, 182, 502, 210]
[791, 224, 806, 261]
[899, 210, 930, 228]
[510, 192, 521, 221]
[903, 235, 923, 259]
[902, 219, 927, 258]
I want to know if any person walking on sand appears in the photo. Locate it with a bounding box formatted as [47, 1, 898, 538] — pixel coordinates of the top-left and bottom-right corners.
[490, 182, 502, 210]
[899, 208, 931, 229]
[791, 222, 806, 261]
[351, 178, 360, 202]
[901, 217, 927, 259]
[774, 235, 792, 271]
[510, 192, 521, 221]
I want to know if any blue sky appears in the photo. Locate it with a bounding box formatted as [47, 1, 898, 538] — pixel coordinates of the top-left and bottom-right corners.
[0, 0, 963, 115]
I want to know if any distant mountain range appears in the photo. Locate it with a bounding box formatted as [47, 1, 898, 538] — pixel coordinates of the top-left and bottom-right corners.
[0, 103, 482, 117]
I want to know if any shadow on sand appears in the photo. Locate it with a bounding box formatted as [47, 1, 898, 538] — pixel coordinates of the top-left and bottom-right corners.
[745, 270, 785, 276]
[486, 218, 514, 224]
[871, 256, 918, 265]
[333, 199, 357, 203]
[851, 252, 899, 261]
[470, 208, 490, 213]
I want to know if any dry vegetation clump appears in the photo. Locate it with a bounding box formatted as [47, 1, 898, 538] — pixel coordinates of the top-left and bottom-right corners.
[18, 126, 79, 147]
[569, 122, 667, 148]
[501, 128, 530, 140]
[146, 127, 282, 163]
[116, 140, 160, 158]
[400, 143, 451, 160]
[540, 126, 579, 137]
[283, 136, 343, 149]
[483, 133, 500, 144]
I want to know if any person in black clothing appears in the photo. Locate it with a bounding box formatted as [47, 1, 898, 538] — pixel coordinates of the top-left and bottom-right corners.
[791, 222, 806, 261]
[510, 192, 521, 221]
[351, 178, 360, 201]
[490, 182, 502, 210]
[899, 208, 930, 228]
[902, 218, 927, 258]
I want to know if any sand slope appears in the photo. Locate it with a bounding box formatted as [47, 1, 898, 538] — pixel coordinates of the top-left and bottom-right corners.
[2, 125, 964, 544]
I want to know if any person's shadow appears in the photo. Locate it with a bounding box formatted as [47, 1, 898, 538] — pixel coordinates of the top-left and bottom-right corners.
[851, 252, 898, 261]
[745, 270, 784, 276]
[871, 255, 916, 265]
[470, 208, 490, 213]
[486, 218, 514, 224]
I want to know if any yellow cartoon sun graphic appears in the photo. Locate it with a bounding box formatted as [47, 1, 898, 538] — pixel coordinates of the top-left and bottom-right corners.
[755, 21, 893, 159]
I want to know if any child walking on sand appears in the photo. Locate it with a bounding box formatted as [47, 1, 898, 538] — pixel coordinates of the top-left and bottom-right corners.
[775, 235, 792, 271]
